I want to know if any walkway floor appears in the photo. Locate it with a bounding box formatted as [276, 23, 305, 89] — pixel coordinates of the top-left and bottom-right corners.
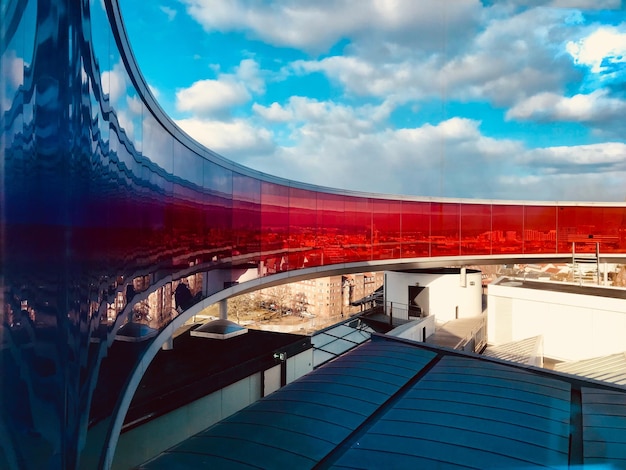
[425, 315, 485, 350]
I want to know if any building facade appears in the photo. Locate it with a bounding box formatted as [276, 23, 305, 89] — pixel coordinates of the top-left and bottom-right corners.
[4, 1, 626, 468]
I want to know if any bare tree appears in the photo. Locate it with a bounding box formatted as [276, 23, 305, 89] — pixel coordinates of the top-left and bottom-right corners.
[266, 285, 292, 314]
[293, 291, 308, 314]
[228, 293, 255, 324]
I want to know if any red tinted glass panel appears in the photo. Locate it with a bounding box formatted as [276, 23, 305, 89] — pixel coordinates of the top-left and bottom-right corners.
[344, 196, 373, 262]
[372, 199, 402, 260]
[261, 182, 289, 272]
[431, 202, 460, 257]
[203, 160, 232, 260]
[460, 204, 492, 255]
[401, 200, 430, 258]
[289, 187, 320, 268]
[232, 173, 261, 258]
[491, 204, 523, 254]
[557, 206, 626, 253]
[524, 205, 557, 253]
[318, 192, 345, 264]
[172, 142, 205, 257]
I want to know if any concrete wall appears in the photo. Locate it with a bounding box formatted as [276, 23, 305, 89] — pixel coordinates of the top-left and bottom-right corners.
[113, 348, 313, 469]
[488, 280, 626, 361]
[385, 270, 483, 322]
[287, 349, 314, 384]
[112, 374, 262, 469]
[387, 315, 437, 342]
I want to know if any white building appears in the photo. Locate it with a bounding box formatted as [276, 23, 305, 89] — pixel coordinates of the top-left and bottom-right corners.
[384, 268, 483, 322]
[488, 277, 626, 361]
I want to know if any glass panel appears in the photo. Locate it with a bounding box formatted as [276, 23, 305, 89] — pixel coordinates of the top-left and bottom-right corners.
[431, 202, 460, 257]
[232, 173, 261, 259]
[373, 199, 402, 260]
[557, 206, 626, 254]
[142, 112, 174, 174]
[3, 0, 31, 223]
[261, 182, 289, 273]
[523, 205, 557, 253]
[460, 204, 492, 256]
[204, 160, 233, 260]
[344, 196, 372, 262]
[289, 187, 319, 268]
[491, 204, 524, 255]
[173, 141, 203, 188]
[318, 192, 345, 265]
[401, 201, 430, 258]
[171, 141, 205, 260]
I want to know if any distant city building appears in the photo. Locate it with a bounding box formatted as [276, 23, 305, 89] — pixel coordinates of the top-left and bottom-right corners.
[256, 273, 384, 319]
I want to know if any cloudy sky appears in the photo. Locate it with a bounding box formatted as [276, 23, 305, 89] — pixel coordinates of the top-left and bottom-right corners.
[119, 0, 626, 202]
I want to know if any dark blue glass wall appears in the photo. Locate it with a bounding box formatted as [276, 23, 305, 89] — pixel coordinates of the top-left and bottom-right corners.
[2, 1, 626, 468]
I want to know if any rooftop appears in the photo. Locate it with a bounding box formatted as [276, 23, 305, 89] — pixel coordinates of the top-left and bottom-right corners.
[121, 327, 311, 432]
[493, 277, 626, 300]
[139, 334, 626, 469]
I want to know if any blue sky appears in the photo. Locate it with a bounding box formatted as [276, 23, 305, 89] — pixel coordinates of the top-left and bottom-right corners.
[118, 0, 626, 201]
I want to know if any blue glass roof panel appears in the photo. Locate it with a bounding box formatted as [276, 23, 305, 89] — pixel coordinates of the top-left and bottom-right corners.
[222, 409, 351, 442]
[169, 435, 316, 468]
[144, 340, 436, 467]
[333, 432, 561, 469]
[139, 452, 261, 469]
[582, 388, 626, 466]
[286, 381, 390, 406]
[345, 355, 571, 468]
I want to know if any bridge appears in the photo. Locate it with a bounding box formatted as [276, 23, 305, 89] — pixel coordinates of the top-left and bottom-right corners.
[2, 1, 626, 468]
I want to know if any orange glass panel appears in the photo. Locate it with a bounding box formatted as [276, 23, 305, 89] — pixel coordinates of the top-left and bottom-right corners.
[524, 205, 556, 254]
[401, 201, 430, 258]
[318, 192, 346, 264]
[373, 199, 402, 260]
[431, 202, 460, 257]
[344, 196, 373, 262]
[491, 204, 523, 255]
[460, 204, 492, 255]
[289, 187, 319, 268]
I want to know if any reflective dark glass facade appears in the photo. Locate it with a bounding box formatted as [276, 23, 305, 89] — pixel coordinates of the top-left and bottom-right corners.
[2, 1, 626, 468]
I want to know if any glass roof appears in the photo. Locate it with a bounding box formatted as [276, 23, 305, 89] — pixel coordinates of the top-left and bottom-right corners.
[311, 317, 374, 368]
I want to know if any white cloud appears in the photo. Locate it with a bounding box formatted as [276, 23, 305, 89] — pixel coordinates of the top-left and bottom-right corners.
[500, 0, 621, 10]
[549, 0, 621, 10]
[252, 102, 293, 122]
[175, 117, 274, 157]
[176, 78, 250, 116]
[2, 50, 25, 112]
[102, 61, 127, 104]
[567, 26, 626, 73]
[159, 6, 177, 21]
[507, 89, 626, 124]
[235, 59, 265, 94]
[181, 0, 481, 53]
[523, 142, 626, 168]
[116, 109, 135, 140]
[138, 1, 626, 202]
[288, 6, 579, 107]
[3, 50, 24, 90]
[175, 59, 265, 116]
[219, 100, 626, 201]
[126, 95, 143, 115]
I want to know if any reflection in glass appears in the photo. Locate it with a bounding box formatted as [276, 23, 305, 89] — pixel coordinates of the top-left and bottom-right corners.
[4, 1, 626, 469]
